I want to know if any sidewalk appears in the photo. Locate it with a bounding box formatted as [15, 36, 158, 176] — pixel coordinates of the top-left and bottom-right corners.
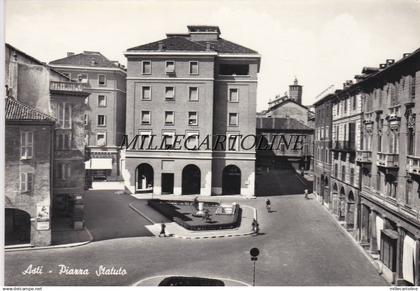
[129, 200, 257, 239]
[5, 216, 93, 252]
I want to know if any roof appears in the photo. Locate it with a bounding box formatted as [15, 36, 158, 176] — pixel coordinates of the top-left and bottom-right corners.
[5, 97, 55, 121]
[49, 51, 121, 68]
[127, 34, 258, 54]
[268, 98, 308, 112]
[6, 43, 70, 80]
[187, 25, 221, 34]
[256, 117, 313, 131]
[128, 37, 206, 52]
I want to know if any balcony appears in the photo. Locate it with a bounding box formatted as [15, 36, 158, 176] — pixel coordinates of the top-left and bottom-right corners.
[407, 156, 420, 175]
[356, 150, 372, 163]
[332, 140, 356, 152]
[376, 152, 399, 168]
[50, 81, 90, 97]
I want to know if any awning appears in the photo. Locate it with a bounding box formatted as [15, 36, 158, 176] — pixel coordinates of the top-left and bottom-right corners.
[85, 158, 113, 170]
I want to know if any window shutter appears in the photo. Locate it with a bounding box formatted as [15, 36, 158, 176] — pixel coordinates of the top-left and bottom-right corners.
[27, 132, 33, 157]
[20, 132, 26, 158]
[20, 172, 26, 192]
[58, 103, 64, 127]
[27, 173, 33, 192]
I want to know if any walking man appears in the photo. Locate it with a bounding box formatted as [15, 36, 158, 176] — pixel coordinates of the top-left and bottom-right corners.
[304, 189, 309, 199]
[159, 222, 167, 237]
[265, 198, 271, 212]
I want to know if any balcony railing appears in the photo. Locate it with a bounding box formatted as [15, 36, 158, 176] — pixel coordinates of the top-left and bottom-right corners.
[50, 81, 90, 96]
[356, 150, 372, 163]
[376, 152, 399, 168]
[332, 140, 356, 152]
[407, 155, 420, 175]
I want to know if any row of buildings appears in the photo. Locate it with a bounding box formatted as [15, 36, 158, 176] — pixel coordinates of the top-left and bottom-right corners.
[313, 48, 420, 286]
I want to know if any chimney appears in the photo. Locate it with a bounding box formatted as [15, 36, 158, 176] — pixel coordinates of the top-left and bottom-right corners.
[67, 52, 75, 57]
[206, 42, 213, 51]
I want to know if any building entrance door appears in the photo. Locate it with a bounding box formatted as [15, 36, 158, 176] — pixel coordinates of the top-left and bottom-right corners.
[162, 173, 174, 194]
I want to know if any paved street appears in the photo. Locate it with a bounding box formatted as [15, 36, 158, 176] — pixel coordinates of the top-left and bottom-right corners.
[5, 194, 387, 286]
[256, 168, 312, 196]
[84, 190, 153, 240]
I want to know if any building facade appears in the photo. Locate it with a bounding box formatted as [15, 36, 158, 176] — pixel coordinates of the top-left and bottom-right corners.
[357, 51, 420, 285]
[122, 25, 260, 197]
[313, 93, 333, 209]
[49, 52, 127, 183]
[5, 44, 89, 233]
[313, 48, 420, 285]
[5, 97, 55, 247]
[330, 83, 363, 235]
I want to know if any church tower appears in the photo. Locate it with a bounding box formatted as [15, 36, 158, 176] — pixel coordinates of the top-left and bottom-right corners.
[289, 77, 303, 104]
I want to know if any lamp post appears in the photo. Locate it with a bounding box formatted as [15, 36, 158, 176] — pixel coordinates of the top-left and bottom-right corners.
[250, 247, 260, 286]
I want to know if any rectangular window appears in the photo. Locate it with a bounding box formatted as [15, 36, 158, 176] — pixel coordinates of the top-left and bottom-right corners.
[229, 88, 239, 102]
[20, 172, 34, 193]
[57, 163, 71, 180]
[141, 111, 151, 125]
[350, 168, 355, 185]
[185, 131, 199, 149]
[138, 130, 152, 149]
[165, 61, 175, 73]
[227, 134, 240, 151]
[165, 87, 175, 100]
[334, 164, 338, 177]
[97, 133, 106, 146]
[77, 73, 88, 83]
[142, 61, 151, 74]
[97, 115, 106, 127]
[341, 165, 346, 181]
[56, 132, 72, 150]
[84, 114, 88, 126]
[142, 86, 151, 100]
[85, 96, 89, 105]
[228, 113, 238, 126]
[98, 74, 106, 86]
[165, 111, 175, 125]
[188, 112, 198, 126]
[21, 131, 33, 159]
[98, 95, 107, 107]
[189, 87, 199, 101]
[162, 132, 175, 149]
[190, 61, 199, 75]
[57, 103, 72, 129]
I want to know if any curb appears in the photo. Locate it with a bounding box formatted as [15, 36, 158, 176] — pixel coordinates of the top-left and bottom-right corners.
[317, 201, 385, 280]
[5, 227, 94, 252]
[128, 202, 156, 224]
[129, 202, 258, 240]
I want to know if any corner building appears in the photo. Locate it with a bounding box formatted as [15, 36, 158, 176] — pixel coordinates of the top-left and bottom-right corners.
[122, 25, 260, 197]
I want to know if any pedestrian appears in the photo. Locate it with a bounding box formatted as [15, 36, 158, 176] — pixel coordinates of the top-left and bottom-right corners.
[159, 222, 167, 237]
[193, 196, 199, 210]
[265, 198, 271, 212]
[252, 219, 259, 235]
[304, 189, 309, 199]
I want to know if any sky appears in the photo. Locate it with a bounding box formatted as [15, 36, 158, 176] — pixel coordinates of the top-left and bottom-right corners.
[4, 0, 420, 111]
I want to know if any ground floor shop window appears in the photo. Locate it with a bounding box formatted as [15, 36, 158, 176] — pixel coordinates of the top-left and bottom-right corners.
[380, 230, 397, 272]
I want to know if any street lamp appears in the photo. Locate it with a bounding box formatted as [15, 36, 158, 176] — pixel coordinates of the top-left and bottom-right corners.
[250, 247, 260, 286]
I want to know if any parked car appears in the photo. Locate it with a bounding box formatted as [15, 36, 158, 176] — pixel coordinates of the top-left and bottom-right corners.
[158, 276, 225, 286]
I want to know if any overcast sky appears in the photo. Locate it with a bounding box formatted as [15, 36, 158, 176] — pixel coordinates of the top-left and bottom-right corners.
[5, 0, 420, 110]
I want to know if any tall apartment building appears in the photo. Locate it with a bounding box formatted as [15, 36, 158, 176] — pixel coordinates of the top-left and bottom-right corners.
[313, 93, 333, 209]
[49, 52, 127, 182]
[122, 25, 260, 197]
[313, 47, 420, 285]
